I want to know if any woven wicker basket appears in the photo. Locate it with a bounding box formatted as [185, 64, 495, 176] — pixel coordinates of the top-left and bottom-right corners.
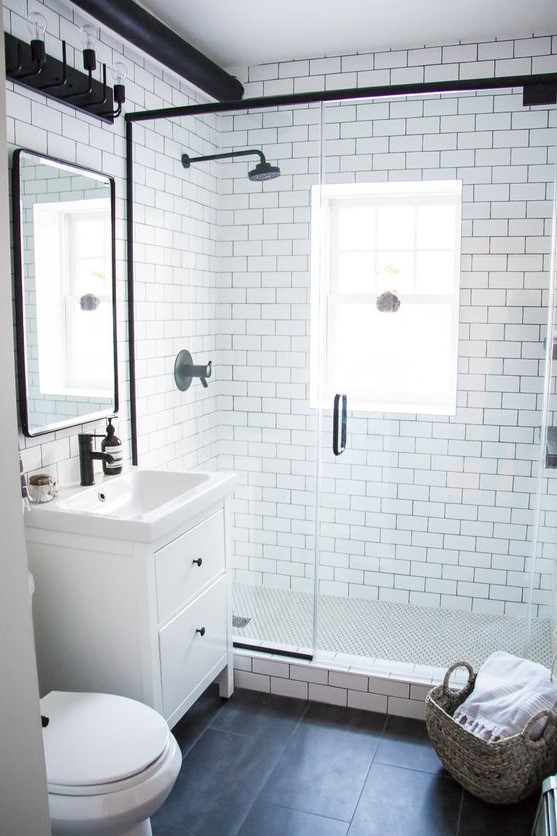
[425, 660, 557, 804]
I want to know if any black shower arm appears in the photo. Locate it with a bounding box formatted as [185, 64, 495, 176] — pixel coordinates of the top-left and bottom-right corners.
[182, 149, 266, 168]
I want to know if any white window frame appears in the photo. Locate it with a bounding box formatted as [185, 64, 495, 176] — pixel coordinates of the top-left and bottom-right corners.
[310, 180, 462, 415]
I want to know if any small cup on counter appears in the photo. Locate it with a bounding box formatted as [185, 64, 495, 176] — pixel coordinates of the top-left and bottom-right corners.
[28, 473, 57, 504]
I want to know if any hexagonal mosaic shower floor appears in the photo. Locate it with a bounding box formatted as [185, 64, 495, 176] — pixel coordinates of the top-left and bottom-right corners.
[232, 583, 553, 671]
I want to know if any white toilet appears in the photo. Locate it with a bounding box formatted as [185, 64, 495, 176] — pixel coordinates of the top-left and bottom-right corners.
[30, 575, 181, 835]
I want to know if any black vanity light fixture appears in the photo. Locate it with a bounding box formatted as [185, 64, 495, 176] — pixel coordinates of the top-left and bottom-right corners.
[182, 149, 281, 182]
[5, 14, 126, 123]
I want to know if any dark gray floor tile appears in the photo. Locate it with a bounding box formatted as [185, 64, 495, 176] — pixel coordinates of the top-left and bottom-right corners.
[374, 714, 444, 774]
[260, 702, 386, 821]
[238, 800, 350, 836]
[170, 683, 225, 756]
[154, 688, 543, 835]
[152, 725, 290, 836]
[348, 762, 462, 836]
[458, 789, 538, 836]
[211, 686, 309, 743]
[304, 702, 387, 733]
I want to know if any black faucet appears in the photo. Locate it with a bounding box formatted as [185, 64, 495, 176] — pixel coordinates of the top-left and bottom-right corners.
[78, 434, 115, 486]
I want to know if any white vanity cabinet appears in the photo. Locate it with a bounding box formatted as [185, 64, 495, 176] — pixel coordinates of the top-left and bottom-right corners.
[26, 496, 234, 729]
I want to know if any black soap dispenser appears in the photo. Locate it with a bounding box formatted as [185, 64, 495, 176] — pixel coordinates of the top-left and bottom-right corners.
[101, 418, 123, 476]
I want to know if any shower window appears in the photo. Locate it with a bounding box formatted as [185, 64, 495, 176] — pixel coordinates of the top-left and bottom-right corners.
[310, 179, 462, 414]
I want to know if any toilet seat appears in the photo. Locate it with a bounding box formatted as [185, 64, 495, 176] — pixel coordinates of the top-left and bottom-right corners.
[41, 691, 171, 795]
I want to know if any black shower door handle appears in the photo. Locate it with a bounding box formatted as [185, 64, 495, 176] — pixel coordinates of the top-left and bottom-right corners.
[333, 393, 347, 456]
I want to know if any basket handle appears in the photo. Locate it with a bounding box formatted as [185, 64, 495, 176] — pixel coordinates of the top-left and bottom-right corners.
[523, 709, 557, 748]
[442, 661, 475, 696]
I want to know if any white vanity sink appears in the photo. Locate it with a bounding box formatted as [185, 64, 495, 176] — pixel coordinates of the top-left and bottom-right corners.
[26, 467, 236, 542]
[26, 465, 236, 727]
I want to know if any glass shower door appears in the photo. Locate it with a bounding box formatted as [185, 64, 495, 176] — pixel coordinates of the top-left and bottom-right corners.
[227, 102, 323, 659]
[311, 92, 557, 675]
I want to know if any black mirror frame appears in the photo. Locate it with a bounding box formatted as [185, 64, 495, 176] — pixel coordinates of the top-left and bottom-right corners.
[12, 148, 118, 437]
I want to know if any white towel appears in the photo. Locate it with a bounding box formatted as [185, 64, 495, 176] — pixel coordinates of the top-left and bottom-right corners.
[452, 651, 557, 742]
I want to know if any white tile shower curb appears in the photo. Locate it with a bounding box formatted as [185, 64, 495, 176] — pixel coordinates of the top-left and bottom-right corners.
[232, 648, 466, 720]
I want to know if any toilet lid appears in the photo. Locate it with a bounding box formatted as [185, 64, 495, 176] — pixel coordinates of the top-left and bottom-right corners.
[40, 691, 170, 788]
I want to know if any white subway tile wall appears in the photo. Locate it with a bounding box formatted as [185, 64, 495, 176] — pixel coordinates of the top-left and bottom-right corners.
[7, 0, 218, 487]
[6, 2, 557, 663]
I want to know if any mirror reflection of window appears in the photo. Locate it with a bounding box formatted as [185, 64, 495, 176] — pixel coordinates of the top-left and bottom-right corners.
[67, 206, 112, 393]
[68, 209, 112, 391]
[33, 199, 112, 397]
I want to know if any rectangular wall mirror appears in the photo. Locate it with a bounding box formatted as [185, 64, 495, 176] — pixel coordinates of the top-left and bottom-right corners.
[12, 149, 118, 437]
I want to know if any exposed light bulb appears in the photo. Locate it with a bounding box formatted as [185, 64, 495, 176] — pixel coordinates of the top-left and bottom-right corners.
[28, 11, 47, 42]
[112, 62, 127, 86]
[80, 24, 97, 52]
[112, 61, 127, 108]
[80, 24, 97, 73]
[28, 11, 47, 63]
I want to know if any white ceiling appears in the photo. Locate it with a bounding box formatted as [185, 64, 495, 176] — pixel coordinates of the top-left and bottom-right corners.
[138, 0, 557, 69]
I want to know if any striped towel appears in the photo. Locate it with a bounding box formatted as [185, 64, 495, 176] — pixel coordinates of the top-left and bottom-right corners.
[453, 651, 557, 742]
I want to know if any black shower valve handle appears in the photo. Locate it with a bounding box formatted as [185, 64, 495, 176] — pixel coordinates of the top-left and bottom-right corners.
[174, 350, 212, 391]
[189, 360, 212, 387]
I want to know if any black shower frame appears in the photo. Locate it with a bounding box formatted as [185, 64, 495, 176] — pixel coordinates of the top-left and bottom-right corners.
[124, 71, 557, 466]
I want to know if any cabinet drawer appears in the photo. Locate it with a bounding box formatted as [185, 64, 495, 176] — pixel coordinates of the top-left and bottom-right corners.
[155, 510, 225, 621]
[159, 576, 227, 719]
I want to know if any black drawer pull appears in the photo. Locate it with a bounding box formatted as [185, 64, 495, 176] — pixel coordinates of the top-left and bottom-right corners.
[192, 557, 203, 566]
[196, 627, 206, 637]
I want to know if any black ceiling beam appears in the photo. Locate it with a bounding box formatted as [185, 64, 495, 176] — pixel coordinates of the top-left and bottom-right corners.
[69, 0, 244, 102]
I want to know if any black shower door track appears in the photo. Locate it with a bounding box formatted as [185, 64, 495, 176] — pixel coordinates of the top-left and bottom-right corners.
[126, 71, 557, 123]
[124, 70, 557, 464]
